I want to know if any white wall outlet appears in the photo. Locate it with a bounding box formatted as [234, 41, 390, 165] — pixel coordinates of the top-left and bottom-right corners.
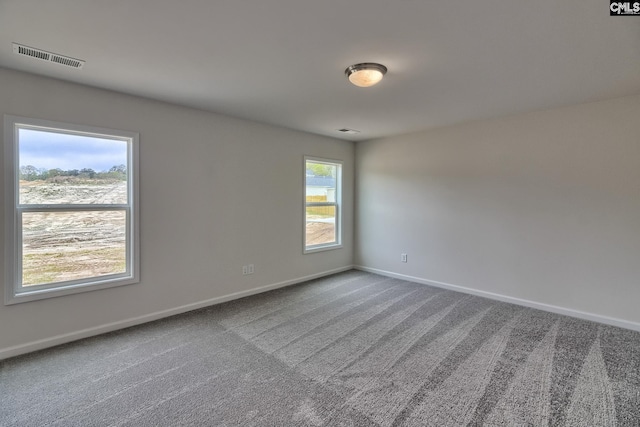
[401, 253, 408, 263]
[242, 264, 254, 275]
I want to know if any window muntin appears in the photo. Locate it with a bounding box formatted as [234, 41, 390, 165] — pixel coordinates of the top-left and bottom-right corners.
[304, 157, 342, 252]
[4, 115, 139, 304]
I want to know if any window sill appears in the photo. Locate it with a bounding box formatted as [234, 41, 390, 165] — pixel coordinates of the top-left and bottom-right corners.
[304, 243, 343, 254]
[5, 275, 139, 305]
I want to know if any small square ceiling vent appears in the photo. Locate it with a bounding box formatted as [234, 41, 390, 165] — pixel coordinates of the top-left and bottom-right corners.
[12, 43, 85, 69]
[337, 128, 360, 135]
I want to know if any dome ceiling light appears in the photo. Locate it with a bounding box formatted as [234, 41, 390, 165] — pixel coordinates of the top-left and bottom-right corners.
[345, 63, 387, 88]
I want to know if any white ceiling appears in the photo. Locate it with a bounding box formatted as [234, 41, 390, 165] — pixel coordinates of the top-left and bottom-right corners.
[1, 0, 639, 141]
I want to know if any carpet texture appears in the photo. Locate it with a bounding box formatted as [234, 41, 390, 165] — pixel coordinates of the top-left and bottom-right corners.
[1, 270, 639, 426]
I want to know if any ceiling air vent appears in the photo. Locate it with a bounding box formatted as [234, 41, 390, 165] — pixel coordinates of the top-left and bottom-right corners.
[337, 128, 360, 135]
[12, 43, 85, 69]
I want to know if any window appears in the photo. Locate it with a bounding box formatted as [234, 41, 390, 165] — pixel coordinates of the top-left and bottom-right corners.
[304, 156, 342, 253]
[4, 115, 139, 304]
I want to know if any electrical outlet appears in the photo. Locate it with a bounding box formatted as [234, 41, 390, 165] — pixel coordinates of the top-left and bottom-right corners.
[401, 253, 407, 263]
[242, 264, 255, 275]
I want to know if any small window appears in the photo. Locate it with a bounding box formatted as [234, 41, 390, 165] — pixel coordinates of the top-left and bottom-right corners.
[304, 156, 342, 253]
[4, 115, 139, 304]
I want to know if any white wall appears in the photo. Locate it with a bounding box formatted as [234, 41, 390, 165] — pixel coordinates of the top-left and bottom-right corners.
[0, 68, 354, 357]
[356, 94, 640, 328]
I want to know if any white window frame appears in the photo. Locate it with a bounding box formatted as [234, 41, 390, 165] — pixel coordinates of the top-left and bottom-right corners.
[304, 156, 342, 253]
[4, 115, 140, 305]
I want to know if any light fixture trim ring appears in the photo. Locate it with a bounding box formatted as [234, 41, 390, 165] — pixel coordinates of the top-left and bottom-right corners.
[344, 62, 388, 77]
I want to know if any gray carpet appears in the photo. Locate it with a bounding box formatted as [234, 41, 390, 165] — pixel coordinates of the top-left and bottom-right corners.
[1, 270, 639, 426]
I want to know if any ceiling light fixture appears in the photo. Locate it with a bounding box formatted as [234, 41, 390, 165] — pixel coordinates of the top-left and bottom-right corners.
[345, 63, 387, 88]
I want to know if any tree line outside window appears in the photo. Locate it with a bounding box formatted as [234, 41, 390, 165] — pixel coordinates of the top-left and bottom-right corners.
[19, 164, 127, 181]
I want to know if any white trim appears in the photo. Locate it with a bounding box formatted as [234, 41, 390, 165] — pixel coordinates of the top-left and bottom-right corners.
[304, 243, 345, 254]
[354, 265, 640, 332]
[4, 116, 18, 306]
[0, 265, 353, 361]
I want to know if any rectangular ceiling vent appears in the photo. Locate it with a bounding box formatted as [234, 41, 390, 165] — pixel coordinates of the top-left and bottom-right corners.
[12, 43, 85, 69]
[337, 128, 360, 135]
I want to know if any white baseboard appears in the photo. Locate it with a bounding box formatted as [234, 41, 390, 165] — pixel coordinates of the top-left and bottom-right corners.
[0, 266, 353, 361]
[354, 265, 640, 332]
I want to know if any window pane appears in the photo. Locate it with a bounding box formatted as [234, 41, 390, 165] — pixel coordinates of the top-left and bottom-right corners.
[22, 211, 126, 286]
[305, 162, 337, 197]
[305, 206, 336, 246]
[19, 128, 128, 205]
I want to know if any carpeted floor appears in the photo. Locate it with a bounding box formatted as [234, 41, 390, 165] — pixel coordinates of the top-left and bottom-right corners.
[1, 270, 639, 426]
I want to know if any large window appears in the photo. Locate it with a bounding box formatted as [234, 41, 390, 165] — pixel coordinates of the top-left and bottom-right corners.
[304, 156, 342, 253]
[4, 115, 139, 304]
